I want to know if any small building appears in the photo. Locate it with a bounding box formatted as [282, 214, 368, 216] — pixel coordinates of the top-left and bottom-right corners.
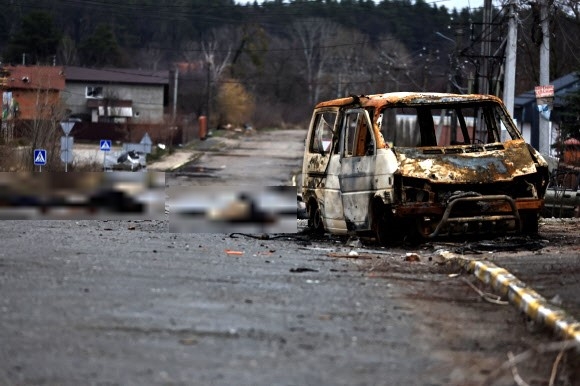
[1, 65, 65, 121]
[514, 72, 580, 156]
[61, 66, 170, 124]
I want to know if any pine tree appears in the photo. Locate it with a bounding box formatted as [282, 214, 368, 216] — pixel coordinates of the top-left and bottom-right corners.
[559, 72, 580, 140]
[3, 11, 61, 65]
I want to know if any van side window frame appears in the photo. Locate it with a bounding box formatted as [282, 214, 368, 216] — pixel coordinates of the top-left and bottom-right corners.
[309, 110, 338, 154]
[340, 109, 375, 158]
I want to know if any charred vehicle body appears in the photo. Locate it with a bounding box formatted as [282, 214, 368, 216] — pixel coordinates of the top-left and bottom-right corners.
[301, 93, 549, 242]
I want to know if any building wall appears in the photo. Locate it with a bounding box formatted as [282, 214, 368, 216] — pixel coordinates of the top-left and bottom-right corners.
[11, 89, 62, 120]
[517, 122, 531, 144]
[61, 82, 165, 124]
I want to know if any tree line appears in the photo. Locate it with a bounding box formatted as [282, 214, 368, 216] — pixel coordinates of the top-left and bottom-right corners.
[1, 0, 579, 133]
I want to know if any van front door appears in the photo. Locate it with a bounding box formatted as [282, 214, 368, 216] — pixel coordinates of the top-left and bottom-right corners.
[303, 109, 347, 233]
[339, 109, 376, 231]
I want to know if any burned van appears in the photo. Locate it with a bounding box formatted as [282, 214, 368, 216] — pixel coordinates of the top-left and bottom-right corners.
[301, 93, 549, 242]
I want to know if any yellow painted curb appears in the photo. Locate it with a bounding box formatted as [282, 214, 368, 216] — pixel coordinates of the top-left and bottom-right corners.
[443, 252, 580, 345]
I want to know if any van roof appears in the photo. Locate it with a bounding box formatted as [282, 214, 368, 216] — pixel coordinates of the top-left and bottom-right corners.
[315, 92, 503, 109]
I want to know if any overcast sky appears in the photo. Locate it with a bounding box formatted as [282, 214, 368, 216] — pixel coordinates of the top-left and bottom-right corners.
[438, 0, 484, 11]
[236, 0, 487, 11]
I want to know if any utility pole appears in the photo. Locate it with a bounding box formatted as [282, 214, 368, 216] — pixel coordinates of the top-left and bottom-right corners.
[503, 0, 517, 119]
[422, 48, 437, 91]
[472, 0, 494, 142]
[172, 65, 178, 123]
[480, 0, 493, 95]
[538, 0, 551, 156]
[206, 56, 212, 126]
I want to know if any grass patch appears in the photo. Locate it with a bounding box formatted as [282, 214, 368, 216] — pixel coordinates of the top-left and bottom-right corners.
[147, 146, 174, 162]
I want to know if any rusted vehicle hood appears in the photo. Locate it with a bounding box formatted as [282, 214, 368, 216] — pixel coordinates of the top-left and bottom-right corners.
[394, 140, 538, 183]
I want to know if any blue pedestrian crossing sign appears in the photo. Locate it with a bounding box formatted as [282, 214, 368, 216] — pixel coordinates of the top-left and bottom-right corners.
[34, 149, 47, 165]
[100, 139, 112, 151]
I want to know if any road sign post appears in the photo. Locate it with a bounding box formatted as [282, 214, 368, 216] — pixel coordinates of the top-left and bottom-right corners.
[60, 121, 76, 172]
[60, 136, 74, 172]
[140, 133, 152, 154]
[60, 121, 75, 136]
[100, 139, 112, 171]
[535, 84, 554, 112]
[34, 149, 47, 172]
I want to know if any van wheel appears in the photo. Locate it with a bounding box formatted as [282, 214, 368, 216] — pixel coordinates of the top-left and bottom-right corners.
[308, 202, 324, 234]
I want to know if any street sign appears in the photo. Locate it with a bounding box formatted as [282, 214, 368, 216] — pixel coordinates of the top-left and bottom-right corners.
[34, 149, 47, 165]
[61, 149, 74, 164]
[100, 139, 112, 171]
[61, 136, 74, 150]
[60, 135, 74, 171]
[100, 139, 112, 151]
[534, 85, 554, 98]
[140, 133, 152, 145]
[60, 121, 75, 135]
[535, 85, 554, 115]
[139, 133, 152, 154]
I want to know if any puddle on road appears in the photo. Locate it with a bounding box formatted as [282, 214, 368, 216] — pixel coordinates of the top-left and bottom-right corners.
[212, 152, 297, 159]
[173, 165, 225, 179]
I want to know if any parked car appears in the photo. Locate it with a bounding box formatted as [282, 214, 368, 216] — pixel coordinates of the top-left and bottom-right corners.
[104, 150, 146, 171]
[301, 92, 550, 243]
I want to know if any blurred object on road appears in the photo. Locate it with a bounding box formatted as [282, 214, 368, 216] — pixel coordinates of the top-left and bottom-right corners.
[167, 186, 297, 233]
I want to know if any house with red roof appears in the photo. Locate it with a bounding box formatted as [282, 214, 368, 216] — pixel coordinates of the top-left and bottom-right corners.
[1, 65, 65, 121]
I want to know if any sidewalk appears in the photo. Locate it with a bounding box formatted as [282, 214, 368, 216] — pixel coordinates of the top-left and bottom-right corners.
[147, 135, 242, 171]
[147, 149, 201, 171]
[69, 131, 245, 171]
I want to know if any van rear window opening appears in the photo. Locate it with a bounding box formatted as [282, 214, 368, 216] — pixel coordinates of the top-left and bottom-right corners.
[377, 103, 505, 148]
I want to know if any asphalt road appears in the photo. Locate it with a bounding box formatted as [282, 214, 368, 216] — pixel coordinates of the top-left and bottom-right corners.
[168, 129, 305, 187]
[1, 128, 579, 385]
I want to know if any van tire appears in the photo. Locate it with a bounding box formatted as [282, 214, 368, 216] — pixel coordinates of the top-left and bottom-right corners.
[308, 201, 325, 234]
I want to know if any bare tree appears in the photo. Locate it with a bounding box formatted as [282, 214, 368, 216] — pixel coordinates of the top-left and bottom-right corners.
[253, 34, 307, 126]
[58, 35, 78, 65]
[500, 1, 580, 93]
[328, 28, 371, 98]
[136, 44, 164, 71]
[23, 94, 67, 171]
[181, 27, 239, 127]
[292, 18, 340, 106]
[7, 67, 67, 171]
[181, 40, 198, 64]
[201, 27, 234, 88]
[551, 0, 579, 20]
[375, 36, 415, 92]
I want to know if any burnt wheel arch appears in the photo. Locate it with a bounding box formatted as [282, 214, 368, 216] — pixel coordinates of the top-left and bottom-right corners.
[307, 199, 325, 234]
[371, 199, 405, 245]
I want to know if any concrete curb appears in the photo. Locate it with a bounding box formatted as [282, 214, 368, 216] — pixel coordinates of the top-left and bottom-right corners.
[168, 158, 193, 172]
[149, 136, 239, 172]
[169, 152, 204, 171]
[147, 151, 202, 172]
[442, 252, 580, 345]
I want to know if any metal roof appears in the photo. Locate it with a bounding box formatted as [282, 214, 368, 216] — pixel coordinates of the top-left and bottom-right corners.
[63, 66, 169, 85]
[1, 65, 65, 91]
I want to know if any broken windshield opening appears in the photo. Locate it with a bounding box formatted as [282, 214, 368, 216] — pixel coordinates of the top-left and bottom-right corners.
[309, 111, 337, 154]
[379, 103, 513, 148]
